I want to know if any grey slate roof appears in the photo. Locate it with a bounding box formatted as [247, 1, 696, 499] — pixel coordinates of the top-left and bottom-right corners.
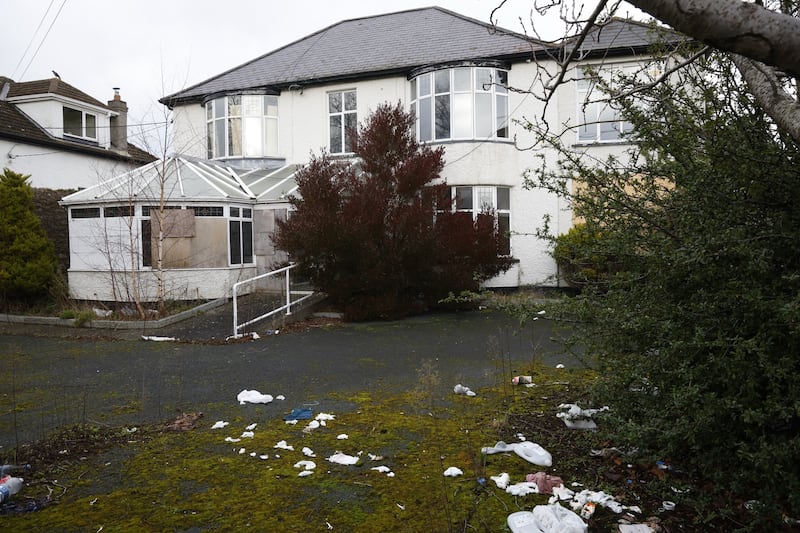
[577, 18, 681, 57]
[162, 7, 546, 106]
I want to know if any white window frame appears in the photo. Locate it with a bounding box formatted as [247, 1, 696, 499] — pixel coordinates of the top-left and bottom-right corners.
[452, 185, 511, 256]
[63, 106, 97, 140]
[228, 205, 254, 266]
[328, 90, 357, 154]
[411, 67, 509, 142]
[206, 95, 279, 159]
[576, 65, 635, 144]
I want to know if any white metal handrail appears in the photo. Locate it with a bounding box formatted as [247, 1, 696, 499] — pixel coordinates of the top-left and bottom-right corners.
[232, 263, 314, 337]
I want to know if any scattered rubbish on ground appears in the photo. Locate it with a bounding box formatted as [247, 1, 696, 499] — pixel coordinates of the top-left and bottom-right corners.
[141, 335, 178, 342]
[302, 447, 316, 457]
[490, 472, 510, 489]
[0, 477, 24, 504]
[327, 452, 360, 466]
[284, 407, 313, 421]
[506, 482, 539, 496]
[618, 524, 657, 533]
[550, 486, 641, 516]
[337, 434, 348, 440]
[237, 390, 273, 404]
[274, 440, 294, 451]
[659, 501, 675, 512]
[453, 384, 476, 396]
[526, 472, 565, 494]
[556, 404, 609, 430]
[443, 467, 463, 477]
[211, 421, 229, 429]
[507, 503, 587, 533]
[482, 440, 552, 467]
[555, 364, 565, 369]
[294, 460, 316, 476]
[512, 375, 535, 387]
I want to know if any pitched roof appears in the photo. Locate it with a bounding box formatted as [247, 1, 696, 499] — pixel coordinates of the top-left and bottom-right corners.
[60, 156, 300, 205]
[162, 7, 545, 106]
[7, 77, 110, 109]
[0, 77, 156, 165]
[574, 18, 683, 56]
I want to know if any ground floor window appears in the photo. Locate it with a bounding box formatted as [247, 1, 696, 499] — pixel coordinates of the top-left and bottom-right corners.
[229, 206, 254, 265]
[452, 186, 511, 255]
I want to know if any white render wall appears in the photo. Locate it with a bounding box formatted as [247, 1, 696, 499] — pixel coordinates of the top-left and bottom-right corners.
[168, 58, 644, 288]
[1, 138, 140, 189]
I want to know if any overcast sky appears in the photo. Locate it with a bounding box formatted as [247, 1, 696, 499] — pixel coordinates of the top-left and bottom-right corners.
[0, 0, 643, 150]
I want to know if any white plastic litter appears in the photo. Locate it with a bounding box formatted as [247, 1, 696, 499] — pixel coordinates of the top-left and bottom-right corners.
[507, 510, 543, 533]
[506, 482, 539, 496]
[482, 440, 552, 467]
[298, 470, 313, 477]
[276, 395, 286, 401]
[241, 431, 255, 438]
[531, 504, 587, 533]
[491, 472, 510, 489]
[551, 488, 638, 515]
[619, 526, 655, 533]
[238, 448, 246, 454]
[556, 404, 609, 430]
[328, 452, 359, 465]
[245, 423, 257, 430]
[453, 384, 477, 396]
[555, 364, 565, 369]
[141, 335, 177, 342]
[443, 467, 463, 477]
[371, 466, 392, 473]
[224, 437, 241, 443]
[237, 390, 273, 405]
[302, 447, 316, 457]
[294, 460, 316, 471]
[274, 440, 294, 451]
[211, 421, 229, 429]
[304, 420, 320, 432]
[337, 434, 348, 440]
[316, 413, 335, 421]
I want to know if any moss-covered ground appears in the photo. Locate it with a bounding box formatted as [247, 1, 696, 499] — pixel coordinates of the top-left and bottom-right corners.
[1, 366, 707, 531]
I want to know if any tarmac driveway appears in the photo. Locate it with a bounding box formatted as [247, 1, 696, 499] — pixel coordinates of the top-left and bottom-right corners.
[0, 309, 583, 450]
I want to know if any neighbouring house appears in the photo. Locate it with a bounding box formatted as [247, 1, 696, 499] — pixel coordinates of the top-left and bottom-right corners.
[60, 7, 676, 302]
[0, 76, 155, 189]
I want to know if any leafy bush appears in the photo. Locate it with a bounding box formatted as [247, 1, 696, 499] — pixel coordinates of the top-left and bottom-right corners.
[274, 103, 512, 320]
[0, 168, 59, 303]
[530, 53, 800, 527]
[552, 223, 617, 288]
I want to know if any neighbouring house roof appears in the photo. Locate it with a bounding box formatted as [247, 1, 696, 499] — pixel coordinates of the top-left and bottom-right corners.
[161, 6, 547, 106]
[0, 76, 156, 165]
[59, 156, 300, 206]
[574, 18, 682, 58]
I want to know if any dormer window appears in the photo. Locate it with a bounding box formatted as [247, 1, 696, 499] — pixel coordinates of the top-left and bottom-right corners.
[63, 106, 97, 140]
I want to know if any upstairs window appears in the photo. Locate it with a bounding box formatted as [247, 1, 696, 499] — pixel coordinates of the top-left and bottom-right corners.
[576, 66, 635, 143]
[411, 67, 508, 142]
[63, 107, 97, 140]
[206, 95, 279, 159]
[328, 90, 357, 154]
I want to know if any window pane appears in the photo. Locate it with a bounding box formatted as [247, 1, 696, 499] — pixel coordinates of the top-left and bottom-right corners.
[475, 93, 493, 138]
[63, 107, 82, 136]
[496, 94, 508, 138]
[497, 187, 510, 210]
[453, 68, 470, 91]
[242, 221, 253, 263]
[418, 73, 431, 97]
[242, 208, 252, 218]
[498, 213, 511, 255]
[141, 219, 152, 267]
[243, 95, 261, 116]
[71, 207, 100, 219]
[419, 97, 432, 142]
[243, 117, 262, 157]
[230, 207, 240, 217]
[453, 93, 473, 138]
[344, 91, 357, 111]
[207, 122, 214, 158]
[475, 68, 492, 91]
[344, 112, 357, 152]
[410, 78, 416, 99]
[265, 117, 278, 155]
[264, 95, 278, 116]
[434, 70, 450, 93]
[598, 104, 618, 140]
[435, 94, 450, 139]
[214, 97, 226, 118]
[455, 186, 472, 210]
[228, 117, 242, 156]
[85, 114, 96, 138]
[476, 187, 494, 210]
[328, 92, 342, 113]
[496, 70, 508, 93]
[329, 115, 342, 153]
[206, 102, 213, 120]
[229, 221, 241, 265]
[227, 95, 241, 116]
[214, 119, 225, 157]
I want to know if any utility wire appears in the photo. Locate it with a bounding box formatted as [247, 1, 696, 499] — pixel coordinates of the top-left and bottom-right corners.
[18, 0, 68, 81]
[10, 0, 56, 79]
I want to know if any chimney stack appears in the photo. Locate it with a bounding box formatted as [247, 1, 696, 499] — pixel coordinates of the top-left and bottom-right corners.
[107, 87, 128, 152]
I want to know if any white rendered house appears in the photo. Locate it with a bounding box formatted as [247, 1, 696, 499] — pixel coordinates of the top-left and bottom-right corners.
[61, 7, 672, 302]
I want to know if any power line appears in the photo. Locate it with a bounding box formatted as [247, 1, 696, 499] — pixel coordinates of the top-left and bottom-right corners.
[18, 0, 68, 81]
[10, 0, 56, 79]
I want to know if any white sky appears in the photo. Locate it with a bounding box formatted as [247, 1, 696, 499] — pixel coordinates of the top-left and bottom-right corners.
[0, 0, 644, 151]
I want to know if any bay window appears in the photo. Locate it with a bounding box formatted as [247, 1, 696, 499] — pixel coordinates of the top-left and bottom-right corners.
[411, 66, 508, 142]
[452, 185, 511, 255]
[206, 94, 279, 159]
